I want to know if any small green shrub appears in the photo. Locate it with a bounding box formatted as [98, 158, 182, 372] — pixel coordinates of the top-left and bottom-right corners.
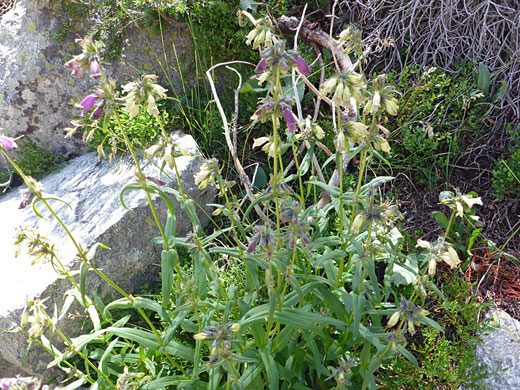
[0, 138, 64, 189]
[387, 65, 487, 188]
[379, 272, 492, 389]
[492, 125, 520, 200]
[87, 103, 169, 155]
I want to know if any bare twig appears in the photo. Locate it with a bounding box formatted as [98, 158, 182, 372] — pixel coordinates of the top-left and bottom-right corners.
[205, 61, 266, 219]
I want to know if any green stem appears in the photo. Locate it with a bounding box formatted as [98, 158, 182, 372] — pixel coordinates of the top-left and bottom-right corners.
[291, 142, 305, 208]
[41, 309, 116, 388]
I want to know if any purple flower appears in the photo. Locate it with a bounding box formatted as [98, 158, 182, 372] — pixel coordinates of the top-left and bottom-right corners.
[253, 102, 274, 119]
[255, 58, 268, 73]
[90, 56, 101, 80]
[284, 107, 296, 133]
[72, 67, 86, 77]
[64, 58, 79, 70]
[0, 135, 18, 151]
[246, 224, 275, 253]
[246, 236, 259, 253]
[295, 55, 311, 76]
[90, 101, 105, 121]
[78, 93, 99, 116]
[64, 56, 86, 78]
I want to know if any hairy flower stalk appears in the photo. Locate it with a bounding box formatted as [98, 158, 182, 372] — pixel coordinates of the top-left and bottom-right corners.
[387, 297, 430, 335]
[193, 323, 240, 367]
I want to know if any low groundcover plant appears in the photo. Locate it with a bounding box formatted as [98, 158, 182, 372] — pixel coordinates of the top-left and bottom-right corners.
[1, 10, 488, 390]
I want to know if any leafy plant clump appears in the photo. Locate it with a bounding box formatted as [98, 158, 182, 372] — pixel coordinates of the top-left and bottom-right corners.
[87, 102, 170, 156]
[1, 9, 489, 390]
[0, 137, 64, 190]
[387, 65, 489, 188]
[492, 124, 520, 201]
[379, 272, 493, 389]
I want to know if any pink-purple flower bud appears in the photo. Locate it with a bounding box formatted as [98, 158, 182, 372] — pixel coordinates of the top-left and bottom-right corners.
[295, 55, 311, 76]
[65, 56, 86, 78]
[78, 93, 100, 116]
[284, 107, 297, 134]
[0, 135, 18, 151]
[64, 58, 78, 70]
[255, 58, 268, 73]
[71, 67, 86, 77]
[90, 102, 105, 121]
[90, 57, 101, 80]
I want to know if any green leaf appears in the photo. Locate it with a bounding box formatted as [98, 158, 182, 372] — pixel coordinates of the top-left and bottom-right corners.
[431, 211, 449, 229]
[59, 378, 87, 390]
[240, 0, 258, 12]
[87, 304, 101, 331]
[419, 315, 444, 333]
[252, 164, 268, 189]
[477, 62, 491, 95]
[79, 261, 89, 306]
[318, 287, 348, 322]
[133, 296, 171, 324]
[164, 215, 177, 243]
[239, 361, 264, 388]
[258, 347, 279, 390]
[306, 180, 340, 197]
[391, 255, 419, 286]
[161, 249, 177, 309]
[106, 327, 194, 361]
[282, 73, 306, 104]
[397, 345, 418, 365]
[98, 337, 118, 376]
[493, 80, 508, 101]
[360, 176, 394, 195]
[141, 376, 187, 389]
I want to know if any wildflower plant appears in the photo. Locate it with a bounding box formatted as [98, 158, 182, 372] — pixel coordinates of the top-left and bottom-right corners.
[0, 11, 485, 390]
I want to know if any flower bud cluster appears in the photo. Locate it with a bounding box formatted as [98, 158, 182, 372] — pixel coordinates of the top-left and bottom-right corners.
[318, 71, 365, 107]
[439, 190, 482, 218]
[20, 297, 51, 339]
[251, 97, 298, 134]
[297, 116, 325, 140]
[193, 323, 240, 366]
[387, 297, 429, 335]
[333, 359, 354, 386]
[246, 16, 276, 49]
[247, 223, 276, 253]
[194, 158, 220, 191]
[255, 38, 311, 77]
[338, 26, 364, 56]
[351, 198, 402, 233]
[416, 236, 461, 276]
[363, 75, 399, 116]
[121, 75, 167, 118]
[64, 38, 103, 80]
[0, 134, 18, 151]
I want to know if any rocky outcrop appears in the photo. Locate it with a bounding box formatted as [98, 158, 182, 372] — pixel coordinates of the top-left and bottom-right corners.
[0, 0, 193, 157]
[475, 310, 520, 389]
[0, 132, 214, 377]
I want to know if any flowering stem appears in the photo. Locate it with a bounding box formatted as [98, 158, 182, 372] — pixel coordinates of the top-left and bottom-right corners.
[40, 309, 117, 389]
[291, 142, 306, 209]
[112, 109, 170, 249]
[443, 210, 456, 241]
[350, 148, 368, 224]
[156, 117, 186, 200]
[20, 329, 97, 386]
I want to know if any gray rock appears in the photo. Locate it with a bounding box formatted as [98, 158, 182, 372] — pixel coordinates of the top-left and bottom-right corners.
[475, 310, 520, 389]
[0, 0, 193, 157]
[0, 132, 215, 377]
[0, 376, 42, 389]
